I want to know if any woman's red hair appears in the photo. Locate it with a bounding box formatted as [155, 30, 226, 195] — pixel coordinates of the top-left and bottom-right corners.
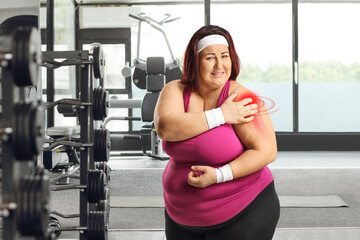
[181, 25, 241, 91]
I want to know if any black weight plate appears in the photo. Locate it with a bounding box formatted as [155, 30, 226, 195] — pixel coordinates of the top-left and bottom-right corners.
[33, 177, 41, 234]
[25, 176, 36, 234]
[38, 175, 50, 238]
[93, 129, 101, 162]
[91, 170, 99, 203]
[92, 45, 100, 79]
[101, 211, 108, 240]
[96, 88, 104, 121]
[11, 28, 26, 85]
[99, 170, 106, 200]
[88, 170, 100, 203]
[133, 67, 147, 89]
[27, 27, 41, 87]
[92, 44, 105, 79]
[22, 103, 33, 159]
[98, 88, 106, 121]
[99, 130, 106, 162]
[13, 103, 23, 159]
[92, 87, 100, 120]
[12, 27, 40, 87]
[87, 212, 95, 238]
[102, 89, 109, 120]
[105, 128, 111, 162]
[88, 211, 106, 240]
[19, 177, 29, 233]
[93, 87, 102, 121]
[30, 104, 45, 156]
[87, 170, 94, 203]
[13, 102, 43, 160]
[17, 177, 28, 233]
[96, 170, 102, 202]
[13, 103, 35, 160]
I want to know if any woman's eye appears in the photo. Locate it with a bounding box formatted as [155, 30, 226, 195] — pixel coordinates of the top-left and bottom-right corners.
[222, 55, 229, 58]
[206, 57, 215, 60]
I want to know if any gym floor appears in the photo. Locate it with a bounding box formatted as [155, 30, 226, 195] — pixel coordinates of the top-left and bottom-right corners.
[1, 151, 359, 239]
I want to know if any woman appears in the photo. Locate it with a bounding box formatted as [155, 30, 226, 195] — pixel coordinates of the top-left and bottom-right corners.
[154, 25, 280, 240]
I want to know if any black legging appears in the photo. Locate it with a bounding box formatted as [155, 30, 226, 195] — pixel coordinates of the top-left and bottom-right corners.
[165, 181, 280, 240]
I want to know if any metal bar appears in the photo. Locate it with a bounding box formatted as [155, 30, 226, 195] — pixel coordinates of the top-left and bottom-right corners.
[75, 2, 80, 100]
[104, 116, 141, 128]
[148, 22, 175, 59]
[292, 0, 299, 132]
[51, 210, 79, 219]
[47, 0, 55, 128]
[204, 0, 211, 26]
[79, 62, 91, 240]
[136, 20, 142, 59]
[42, 50, 89, 60]
[109, 99, 142, 108]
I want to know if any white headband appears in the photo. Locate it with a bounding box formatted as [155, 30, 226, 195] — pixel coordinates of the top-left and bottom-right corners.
[197, 34, 229, 54]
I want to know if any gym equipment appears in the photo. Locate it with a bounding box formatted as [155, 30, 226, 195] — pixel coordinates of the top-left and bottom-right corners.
[1, 24, 48, 239]
[0, 26, 41, 87]
[91, 43, 106, 79]
[141, 56, 168, 160]
[92, 86, 109, 121]
[48, 211, 108, 240]
[43, 127, 111, 163]
[41, 43, 105, 80]
[46, 86, 109, 121]
[17, 173, 50, 238]
[0, 171, 50, 239]
[0, 15, 38, 36]
[123, 12, 183, 88]
[93, 128, 111, 162]
[96, 161, 111, 181]
[12, 101, 45, 160]
[107, 57, 169, 159]
[50, 169, 108, 203]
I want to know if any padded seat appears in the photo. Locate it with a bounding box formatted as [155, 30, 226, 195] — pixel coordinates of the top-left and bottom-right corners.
[46, 125, 80, 137]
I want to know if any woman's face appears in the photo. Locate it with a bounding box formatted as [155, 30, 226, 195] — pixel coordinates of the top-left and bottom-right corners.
[198, 44, 232, 90]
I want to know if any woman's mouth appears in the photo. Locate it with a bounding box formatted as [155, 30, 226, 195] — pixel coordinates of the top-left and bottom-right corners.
[211, 72, 224, 76]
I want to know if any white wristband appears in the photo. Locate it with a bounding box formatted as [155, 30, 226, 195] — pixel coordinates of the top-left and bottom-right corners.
[205, 107, 225, 129]
[215, 164, 234, 183]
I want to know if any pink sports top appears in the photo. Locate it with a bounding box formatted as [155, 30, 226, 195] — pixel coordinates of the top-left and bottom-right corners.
[162, 80, 274, 226]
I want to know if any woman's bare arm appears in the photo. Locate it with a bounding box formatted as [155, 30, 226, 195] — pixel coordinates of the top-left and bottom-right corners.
[229, 85, 277, 178]
[153, 80, 209, 141]
[187, 83, 277, 188]
[154, 80, 259, 142]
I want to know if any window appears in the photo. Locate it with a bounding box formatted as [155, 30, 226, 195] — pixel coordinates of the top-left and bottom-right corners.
[212, 2, 293, 132]
[298, 2, 360, 132]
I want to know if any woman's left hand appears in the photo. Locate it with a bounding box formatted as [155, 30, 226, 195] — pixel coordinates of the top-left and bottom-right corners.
[187, 166, 217, 188]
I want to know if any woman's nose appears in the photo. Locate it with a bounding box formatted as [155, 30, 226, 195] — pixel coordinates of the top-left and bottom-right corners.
[214, 58, 223, 68]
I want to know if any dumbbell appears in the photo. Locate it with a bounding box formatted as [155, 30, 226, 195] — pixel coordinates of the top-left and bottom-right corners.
[43, 127, 111, 162]
[48, 187, 110, 238]
[0, 173, 50, 239]
[0, 101, 45, 160]
[96, 187, 110, 223]
[91, 43, 106, 79]
[96, 161, 111, 181]
[47, 86, 109, 121]
[0, 26, 41, 86]
[50, 169, 108, 203]
[48, 211, 108, 240]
